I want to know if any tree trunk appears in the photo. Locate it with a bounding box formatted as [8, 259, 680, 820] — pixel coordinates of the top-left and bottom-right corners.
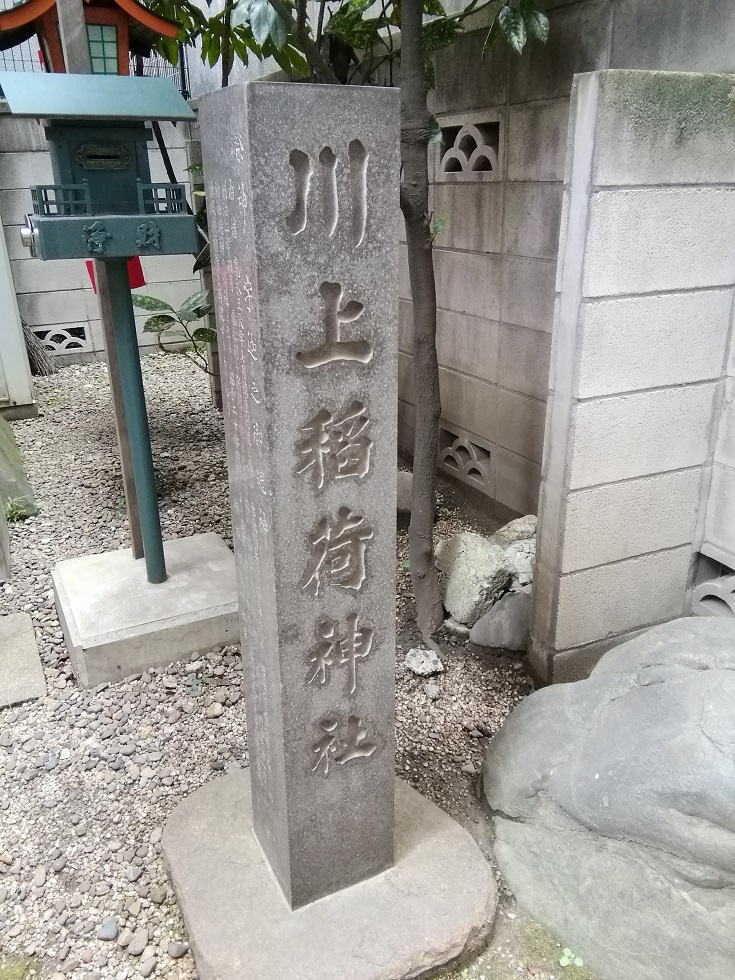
[400, 0, 444, 636]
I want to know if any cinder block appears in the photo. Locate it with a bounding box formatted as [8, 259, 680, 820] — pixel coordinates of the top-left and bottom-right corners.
[501, 256, 556, 334]
[561, 468, 703, 572]
[0, 116, 47, 152]
[434, 28, 509, 114]
[494, 446, 541, 516]
[439, 367, 497, 444]
[507, 101, 570, 182]
[704, 462, 735, 559]
[610, 0, 735, 73]
[503, 183, 564, 260]
[496, 388, 546, 462]
[0, 189, 40, 225]
[509, 0, 612, 104]
[576, 289, 733, 397]
[715, 377, 735, 468]
[431, 183, 503, 253]
[399, 244, 411, 301]
[498, 323, 551, 400]
[554, 546, 692, 649]
[434, 248, 501, 320]
[398, 351, 415, 405]
[593, 72, 735, 186]
[583, 188, 735, 297]
[437, 309, 498, 383]
[18, 287, 88, 327]
[11, 257, 87, 294]
[398, 399, 416, 455]
[398, 299, 413, 354]
[569, 383, 716, 488]
[0, 151, 52, 191]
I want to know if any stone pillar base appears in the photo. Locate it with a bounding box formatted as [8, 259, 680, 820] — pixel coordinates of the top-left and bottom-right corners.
[52, 533, 239, 688]
[162, 771, 497, 980]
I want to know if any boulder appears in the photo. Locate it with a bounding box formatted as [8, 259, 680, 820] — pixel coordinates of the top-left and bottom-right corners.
[469, 590, 531, 651]
[492, 514, 536, 548]
[397, 471, 412, 514]
[503, 538, 535, 589]
[482, 617, 735, 980]
[435, 533, 512, 627]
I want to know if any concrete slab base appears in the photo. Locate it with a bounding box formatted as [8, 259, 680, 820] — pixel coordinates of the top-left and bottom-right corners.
[52, 533, 239, 688]
[162, 771, 497, 980]
[0, 612, 46, 706]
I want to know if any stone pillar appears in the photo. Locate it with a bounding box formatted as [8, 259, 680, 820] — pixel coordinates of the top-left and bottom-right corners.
[200, 82, 399, 909]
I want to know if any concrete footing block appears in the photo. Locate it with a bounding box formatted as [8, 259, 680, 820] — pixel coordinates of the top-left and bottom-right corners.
[162, 771, 497, 980]
[52, 533, 239, 688]
[0, 611, 46, 706]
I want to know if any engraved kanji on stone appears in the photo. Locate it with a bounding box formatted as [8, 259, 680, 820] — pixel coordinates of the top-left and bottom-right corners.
[83, 221, 111, 254]
[296, 399, 373, 489]
[135, 220, 161, 250]
[306, 613, 374, 693]
[300, 507, 373, 597]
[296, 282, 372, 369]
[286, 140, 368, 246]
[310, 713, 377, 775]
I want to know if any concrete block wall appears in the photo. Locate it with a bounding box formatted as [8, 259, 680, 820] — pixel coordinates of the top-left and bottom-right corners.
[398, 0, 735, 517]
[530, 70, 735, 684]
[0, 117, 200, 364]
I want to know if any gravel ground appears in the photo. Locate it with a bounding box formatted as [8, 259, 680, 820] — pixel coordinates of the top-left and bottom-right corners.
[0, 355, 586, 980]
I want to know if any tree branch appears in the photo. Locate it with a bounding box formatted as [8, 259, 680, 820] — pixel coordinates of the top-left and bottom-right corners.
[266, 0, 340, 83]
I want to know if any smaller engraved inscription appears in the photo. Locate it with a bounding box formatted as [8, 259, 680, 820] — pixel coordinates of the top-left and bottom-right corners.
[300, 506, 373, 597]
[83, 220, 111, 254]
[311, 713, 377, 775]
[306, 613, 374, 693]
[297, 282, 372, 369]
[296, 399, 372, 489]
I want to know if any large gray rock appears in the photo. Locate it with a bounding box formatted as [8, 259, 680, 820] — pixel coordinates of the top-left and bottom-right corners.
[502, 538, 535, 588]
[492, 514, 536, 548]
[469, 590, 531, 651]
[435, 532, 511, 626]
[483, 617, 735, 980]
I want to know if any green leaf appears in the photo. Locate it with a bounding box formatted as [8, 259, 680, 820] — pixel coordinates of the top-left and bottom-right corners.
[270, 11, 288, 49]
[429, 117, 443, 144]
[185, 162, 204, 176]
[286, 44, 309, 77]
[520, 0, 549, 41]
[432, 213, 446, 237]
[423, 0, 446, 15]
[403, 559, 410, 569]
[250, 0, 275, 47]
[192, 326, 219, 344]
[179, 289, 214, 322]
[157, 34, 179, 64]
[499, 3, 526, 52]
[143, 314, 177, 333]
[563, 949, 573, 957]
[131, 294, 174, 312]
[559, 955, 571, 967]
[574, 958, 584, 968]
[230, 0, 254, 27]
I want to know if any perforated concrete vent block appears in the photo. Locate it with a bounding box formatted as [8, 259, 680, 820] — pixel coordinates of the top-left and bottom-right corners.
[52, 532, 239, 688]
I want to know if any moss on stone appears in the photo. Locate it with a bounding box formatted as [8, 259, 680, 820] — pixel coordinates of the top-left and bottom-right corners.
[0, 959, 36, 980]
[604, 70, 735, 134]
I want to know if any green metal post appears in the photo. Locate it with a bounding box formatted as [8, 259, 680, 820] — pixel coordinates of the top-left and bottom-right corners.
[104, 259, 167, 584]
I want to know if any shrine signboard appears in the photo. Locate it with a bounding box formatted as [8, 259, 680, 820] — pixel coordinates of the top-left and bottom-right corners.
[200, 82, 399, 909]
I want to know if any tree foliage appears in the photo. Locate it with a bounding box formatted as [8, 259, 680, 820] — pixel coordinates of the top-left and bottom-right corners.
[144, 0, 548, 87]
